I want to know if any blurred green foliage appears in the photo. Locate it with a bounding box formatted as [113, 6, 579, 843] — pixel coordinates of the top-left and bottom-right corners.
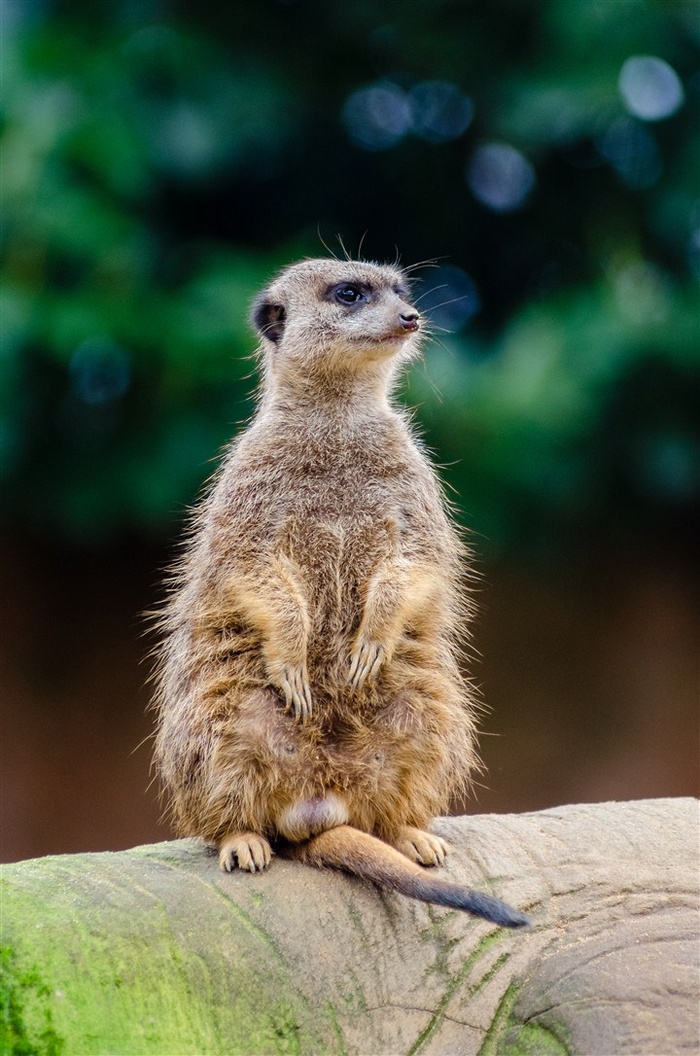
[1, 0, 698, 555]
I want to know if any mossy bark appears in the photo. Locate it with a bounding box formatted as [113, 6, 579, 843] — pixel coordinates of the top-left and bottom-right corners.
[2, 799, 698, 1056]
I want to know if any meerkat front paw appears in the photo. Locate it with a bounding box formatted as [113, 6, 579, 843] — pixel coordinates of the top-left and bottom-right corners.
[219, 832, 273, 873]
[278, 665, 313, 723]
[348, 636, 386, 691]
[393, 826, 450, 867]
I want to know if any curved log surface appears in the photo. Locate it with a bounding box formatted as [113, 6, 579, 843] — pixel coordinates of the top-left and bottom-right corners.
[2, 798, 698, 1056]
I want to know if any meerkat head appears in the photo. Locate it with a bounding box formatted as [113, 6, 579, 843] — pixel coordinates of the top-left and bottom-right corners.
[250, 258, 422, 387]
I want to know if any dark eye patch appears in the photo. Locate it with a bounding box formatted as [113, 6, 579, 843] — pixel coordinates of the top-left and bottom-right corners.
[325, 282, 373, 306]
[336, 285, 363, 305]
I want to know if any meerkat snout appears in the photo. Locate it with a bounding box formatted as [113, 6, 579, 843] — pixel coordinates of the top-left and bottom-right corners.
[399, 310, 420, 333]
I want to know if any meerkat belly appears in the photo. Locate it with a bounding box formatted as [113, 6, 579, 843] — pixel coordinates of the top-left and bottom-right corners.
[210, 678, 446, 840]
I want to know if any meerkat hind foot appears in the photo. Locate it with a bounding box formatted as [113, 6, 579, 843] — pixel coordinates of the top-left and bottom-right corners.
[393, 826, 450, 867]
[219, 832, 273, 873]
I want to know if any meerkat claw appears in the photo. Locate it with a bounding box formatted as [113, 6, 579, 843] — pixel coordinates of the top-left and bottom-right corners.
[281, 666, 313, 723]
[394, 827, 451, 867]
[219, 833, 273, 873]
[348, 638, 385, 691]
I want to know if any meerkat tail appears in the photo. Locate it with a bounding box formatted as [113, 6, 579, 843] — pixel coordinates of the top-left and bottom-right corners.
[284, 825, 529, 928]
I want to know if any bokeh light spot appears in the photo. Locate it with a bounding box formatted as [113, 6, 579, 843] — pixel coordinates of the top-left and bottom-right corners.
[408, 81, 473, 144]
[466, 142, 536, 212]
[343, 83, 412, 151]
[597, 116, 662, 189]
[618, 56, 684, 122]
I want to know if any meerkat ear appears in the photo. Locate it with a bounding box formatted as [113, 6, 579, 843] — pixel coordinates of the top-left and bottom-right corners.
[251, 296, 286, 344]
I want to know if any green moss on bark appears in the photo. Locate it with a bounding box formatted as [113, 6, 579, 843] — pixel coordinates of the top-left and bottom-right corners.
[1, 845, 337, 1056]
[0, 945, 64, 1056]
[478, 981, 571, 1056]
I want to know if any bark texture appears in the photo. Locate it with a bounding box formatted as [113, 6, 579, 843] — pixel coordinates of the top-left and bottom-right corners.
[2, 798, 698, 1056]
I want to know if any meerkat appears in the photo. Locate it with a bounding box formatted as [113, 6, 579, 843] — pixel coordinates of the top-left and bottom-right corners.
[152, 257, 528, 928]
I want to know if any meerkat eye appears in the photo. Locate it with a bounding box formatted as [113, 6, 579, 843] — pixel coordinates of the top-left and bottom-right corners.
[334, 284, 364, 305]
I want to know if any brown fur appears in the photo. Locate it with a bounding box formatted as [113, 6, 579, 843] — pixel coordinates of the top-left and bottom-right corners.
[151, 258, 526, 926]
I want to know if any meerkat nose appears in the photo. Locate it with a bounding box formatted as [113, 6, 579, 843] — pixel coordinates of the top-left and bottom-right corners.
[399, 311, 420, 332]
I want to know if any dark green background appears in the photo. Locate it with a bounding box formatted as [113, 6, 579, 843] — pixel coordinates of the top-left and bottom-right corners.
[3, 0, 698, 555]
